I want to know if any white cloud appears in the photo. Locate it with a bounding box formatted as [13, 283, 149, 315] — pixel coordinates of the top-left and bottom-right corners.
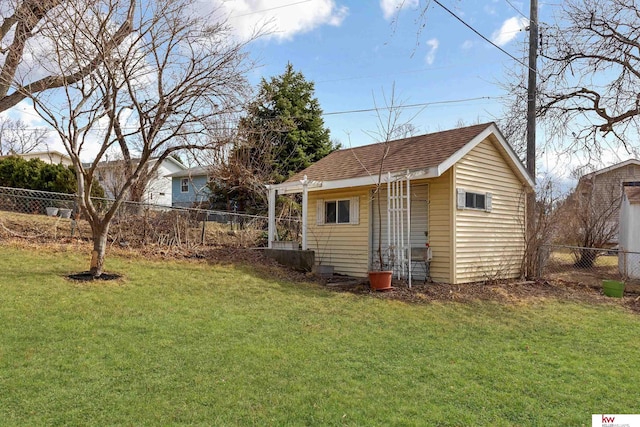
[461, 40, 474, 50]
[425, 38, 439, 65]
[380, 0, 418, 21]
[0, 101, 44, 128]
[215, 0, 348, 42]
[491, 16, 528, 47]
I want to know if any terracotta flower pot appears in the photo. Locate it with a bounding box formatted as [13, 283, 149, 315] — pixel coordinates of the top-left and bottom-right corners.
[368, 270, 393, 291]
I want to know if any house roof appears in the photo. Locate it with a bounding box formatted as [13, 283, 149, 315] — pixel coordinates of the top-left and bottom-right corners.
[86, 156, 186, 170]
[1, 150, 72, 162]
[582, 159, 640, 179]
[271, 122, 533, 193]
[167, 166, 209, 178]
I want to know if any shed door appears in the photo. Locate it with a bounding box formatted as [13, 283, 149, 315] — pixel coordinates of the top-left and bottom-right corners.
[370, 182, 429, 278]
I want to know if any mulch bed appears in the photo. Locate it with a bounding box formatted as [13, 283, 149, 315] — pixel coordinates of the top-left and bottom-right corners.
[67, 272, 122, 282]
[324, 276, 640, 314]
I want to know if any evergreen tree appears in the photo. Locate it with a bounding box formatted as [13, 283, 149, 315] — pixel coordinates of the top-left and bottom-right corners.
[212, 64, 336, 214]
[0, 156, 104, 197]
[239, 63, 335, 183]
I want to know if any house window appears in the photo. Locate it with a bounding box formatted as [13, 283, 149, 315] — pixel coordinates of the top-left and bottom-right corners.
[457, 188, 492, 212]
[325, 200, 350, 224]
[181, 178, 189, 193]
[316, 197, 360, 225]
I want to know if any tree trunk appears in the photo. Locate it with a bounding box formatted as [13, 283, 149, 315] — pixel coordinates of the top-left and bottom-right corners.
[90, 225, 108, 277]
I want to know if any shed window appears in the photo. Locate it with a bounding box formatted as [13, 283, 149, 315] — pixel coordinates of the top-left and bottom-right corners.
[181, 178, 189, 193]
[316, 197, 360, 225]
[325, 200, 350, 224]
[465, 192, 485, 210]
[457, 188, 492, 212]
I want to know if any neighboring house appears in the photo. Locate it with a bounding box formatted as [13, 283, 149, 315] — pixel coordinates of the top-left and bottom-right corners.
[266, 122, 534, 285]
[168, 167, 211, 208]
[93, 156, 186, 206]
[575, 159, 640, 245]
[3, 150, 73, 166]
[619, 185, 640, 279]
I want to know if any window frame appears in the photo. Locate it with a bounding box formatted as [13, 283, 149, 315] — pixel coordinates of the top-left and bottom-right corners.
[324, 199, 351, 224]
[316, 196, 360, 225]
[456, 188, 492, 212]
[180, 178, 189, 193]
[465, 192, 486, 210]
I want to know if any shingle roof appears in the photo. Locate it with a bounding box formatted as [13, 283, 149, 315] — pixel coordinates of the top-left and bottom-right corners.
[286, 122, 495, 183]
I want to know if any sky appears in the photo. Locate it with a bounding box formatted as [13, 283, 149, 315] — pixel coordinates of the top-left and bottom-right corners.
[216, 0, 638, 191]
[4, 0, 632, 191]
[228, 0, 532, 145]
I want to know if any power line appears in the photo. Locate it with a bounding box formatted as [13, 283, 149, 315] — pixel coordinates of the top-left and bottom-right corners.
[432, 0, 534, 73]
[5, 95, 507, 132]
[323, 96, 504, 116]
[504, 0, 530, 21]
[229, 0, 313, 18]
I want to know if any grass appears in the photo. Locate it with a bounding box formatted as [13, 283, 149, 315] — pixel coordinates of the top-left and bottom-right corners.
[1, 245, 639, 426]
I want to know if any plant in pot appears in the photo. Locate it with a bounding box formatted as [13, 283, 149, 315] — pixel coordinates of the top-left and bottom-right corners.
[366, 85, 413, 291]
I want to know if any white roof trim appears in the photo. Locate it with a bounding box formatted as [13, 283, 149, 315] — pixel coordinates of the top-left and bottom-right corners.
[268, 167, 439, 194]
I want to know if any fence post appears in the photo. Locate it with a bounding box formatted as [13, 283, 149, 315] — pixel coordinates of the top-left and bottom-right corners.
[267, 186, 276, 249]
[201, 213, 205, 245]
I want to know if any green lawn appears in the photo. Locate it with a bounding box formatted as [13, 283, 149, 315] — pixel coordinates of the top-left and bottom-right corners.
[1, 245, 639, 426]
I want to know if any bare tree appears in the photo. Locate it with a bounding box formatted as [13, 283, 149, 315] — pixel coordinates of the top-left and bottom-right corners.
[365, 84, 422, 271]
[500, 0, 640, 159]
[212, 122, 281, 214]
[556, 178, 622, 268]
[0, 0, 136, 113]
[0, 116, 47, 155]
[29, 0, 255, 277]
[521, 177, 566, 278]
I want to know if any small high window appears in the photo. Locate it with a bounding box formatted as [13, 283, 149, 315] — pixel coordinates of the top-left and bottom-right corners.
[457, 188, 492, 212]
[465, 192, 486, 210]
[181, 178, 189, 193]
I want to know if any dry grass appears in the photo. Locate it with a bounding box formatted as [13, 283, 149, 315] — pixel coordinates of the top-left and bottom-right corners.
[0, 210, 264, 249]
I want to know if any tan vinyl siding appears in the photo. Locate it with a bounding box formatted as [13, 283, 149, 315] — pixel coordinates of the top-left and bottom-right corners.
[308, 188, 369, 277]
[454, 137, 526, 284]
[428, 169, 453, 283]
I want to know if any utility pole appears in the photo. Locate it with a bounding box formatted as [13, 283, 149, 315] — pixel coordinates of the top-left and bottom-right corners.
[527, 0, 538, 179]
[526, 0, 538, 277]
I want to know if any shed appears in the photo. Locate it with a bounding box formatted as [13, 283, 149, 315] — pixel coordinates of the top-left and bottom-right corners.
[266, 122, 534, 285]
[619, 185, 640, 278]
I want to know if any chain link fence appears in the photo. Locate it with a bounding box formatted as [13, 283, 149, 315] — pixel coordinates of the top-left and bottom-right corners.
[0, 186, 300, 249]
[539, 244, 640, 287]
